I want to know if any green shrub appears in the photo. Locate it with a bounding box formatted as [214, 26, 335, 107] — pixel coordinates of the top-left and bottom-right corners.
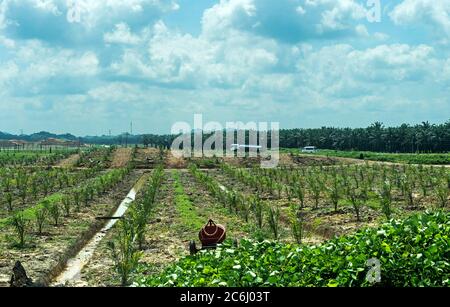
[135, 211, 450, 287]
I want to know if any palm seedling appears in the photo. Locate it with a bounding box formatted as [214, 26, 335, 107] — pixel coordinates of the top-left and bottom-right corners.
[82, 188, 90, 207]
[296, 183, 305, 209]
[10, 212, 29, 248]
[434, 181, 449, 208]
[345, 184, 363, 222]
[31, 177, 38, 200]
[5, 192, 13, 212]
[267, 205, 280, 240]
[253, 197, 264, 229]
[240, 199, 252, 222]
[289, 203, 304, 244]
[48, 201, 61, 226]
[129, 203, 148, 250]
[107, 218, 143, 286]
[73, 191, 81, 212]
[379, 180, 393, 220]
[276, 183, 283, 199]
[328, 175, 341, 213]
[308, 177, 321, 210]
[402, 176, 415, 208]
[62, 196, 71, 217]
[35, 205, 48, 235]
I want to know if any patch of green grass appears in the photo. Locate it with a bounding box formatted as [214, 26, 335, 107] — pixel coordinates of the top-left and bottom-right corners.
[0, 193, 64, 228]
[283, 148, 450, 165]
[172, 172, 204, 231]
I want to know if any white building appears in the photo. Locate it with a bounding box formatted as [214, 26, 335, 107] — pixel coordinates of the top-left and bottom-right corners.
[301, 146, 318, 153]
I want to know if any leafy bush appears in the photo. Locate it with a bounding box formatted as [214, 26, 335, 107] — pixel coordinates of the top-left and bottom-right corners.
[134, 211, 450, 287]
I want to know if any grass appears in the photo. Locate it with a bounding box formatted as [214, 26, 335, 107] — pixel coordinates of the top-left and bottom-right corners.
[282, 148, 450, 165]
[172, 171, 205, 231]
[0, 193, 64, 228]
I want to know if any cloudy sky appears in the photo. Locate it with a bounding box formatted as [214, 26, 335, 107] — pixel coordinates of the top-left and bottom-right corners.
[0, 0, 449, 135]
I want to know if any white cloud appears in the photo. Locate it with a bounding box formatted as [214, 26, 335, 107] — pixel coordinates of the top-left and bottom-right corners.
[0, 0, 449, 134]
[373, 32, 389, 41]
[317, 0, 367, 32]
[104, 23, 143, 45]
[0, 35, 15, 47]
[390, 0, 450, 37]
[0, 40, 99, 97]
[355, 24, 369, 37]
[202, 0, 368, 42]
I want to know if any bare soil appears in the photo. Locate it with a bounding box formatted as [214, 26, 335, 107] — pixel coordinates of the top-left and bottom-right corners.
[133, 148, 164, 169]
[56, 154, 80, 168]
[110, 148, 133, 169]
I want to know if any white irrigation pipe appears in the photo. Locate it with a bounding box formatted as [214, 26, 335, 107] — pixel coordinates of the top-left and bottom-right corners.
[51, 174, 149, 286]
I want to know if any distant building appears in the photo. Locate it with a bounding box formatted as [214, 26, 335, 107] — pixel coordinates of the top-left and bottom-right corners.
[39, 138, 82, 147]
[0, 140, 29, 148]
[301, 146, 318, 153]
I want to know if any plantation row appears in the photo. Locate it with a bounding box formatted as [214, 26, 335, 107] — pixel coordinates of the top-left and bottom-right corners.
[189, 165, 287, 242]
[1, 166, 133, 248]
[221, 163, 450, 221]
[108, 165, 165, 286]
[0, 150, 76, 167]
[0, 166, 101, 215]
[135, 210, 449, 287]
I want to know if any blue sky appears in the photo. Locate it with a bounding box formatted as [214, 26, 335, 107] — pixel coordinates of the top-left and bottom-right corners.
[0, 0, 449, 135]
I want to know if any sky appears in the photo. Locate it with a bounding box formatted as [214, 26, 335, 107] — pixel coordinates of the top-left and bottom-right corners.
[0, 0, 449, 135]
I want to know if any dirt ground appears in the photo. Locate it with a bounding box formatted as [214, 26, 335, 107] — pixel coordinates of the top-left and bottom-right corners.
[110, 148, 133, 168]
[280, 153, 344, 167]
[133, 148, 164, 169]
[164, 150, 344, 169]
[56, 154, 80, 168]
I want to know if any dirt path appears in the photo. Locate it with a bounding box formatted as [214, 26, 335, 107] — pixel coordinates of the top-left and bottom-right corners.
[110, 148, 132, 168]
[56, 154, 80, 168]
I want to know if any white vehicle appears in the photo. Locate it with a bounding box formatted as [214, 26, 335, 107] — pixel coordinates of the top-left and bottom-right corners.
[230, 144, 262, 152]
[301, 146, 318, 153]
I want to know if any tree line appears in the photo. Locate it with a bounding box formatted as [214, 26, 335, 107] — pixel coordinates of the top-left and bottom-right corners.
[279, 121, 450, 153]
[137, 121, 450, 153]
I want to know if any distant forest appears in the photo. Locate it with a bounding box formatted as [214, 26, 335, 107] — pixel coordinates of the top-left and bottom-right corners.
[1, 120, 449, 153]
[279, 121, 450, 153]
[136, 121, 450, 153]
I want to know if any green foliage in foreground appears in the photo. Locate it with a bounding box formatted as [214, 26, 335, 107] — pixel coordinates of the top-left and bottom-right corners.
[134, 210, 450, 287]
